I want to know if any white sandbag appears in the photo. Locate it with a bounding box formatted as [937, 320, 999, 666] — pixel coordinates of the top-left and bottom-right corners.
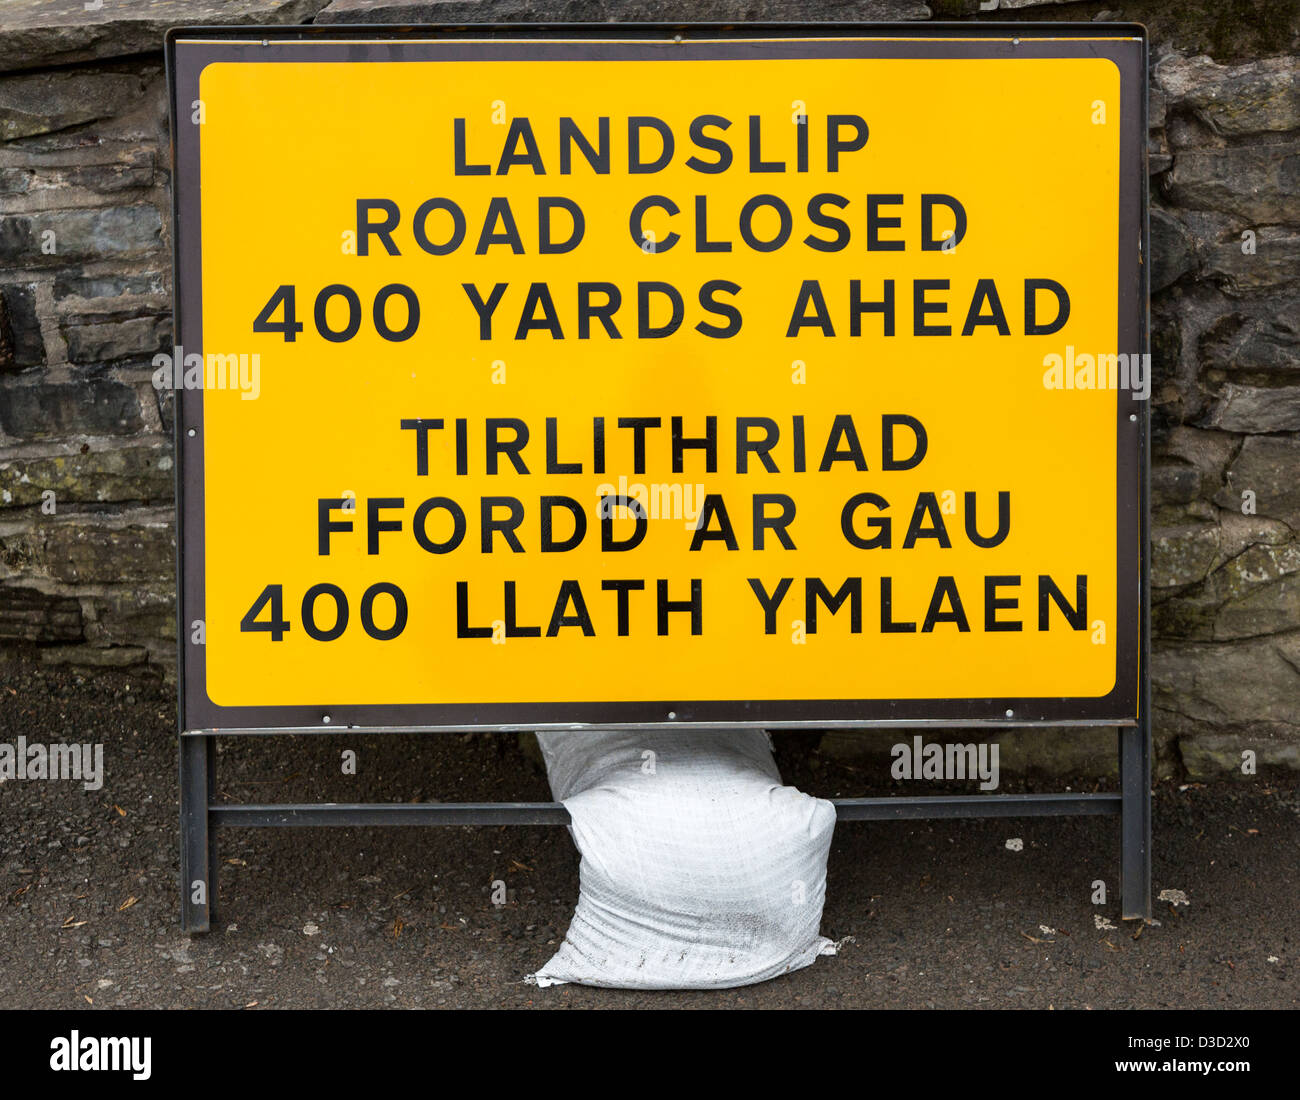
[529, 728, 837, 990]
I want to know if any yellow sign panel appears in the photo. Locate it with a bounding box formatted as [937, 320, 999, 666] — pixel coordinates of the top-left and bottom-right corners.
[173, 34, 1144, 729]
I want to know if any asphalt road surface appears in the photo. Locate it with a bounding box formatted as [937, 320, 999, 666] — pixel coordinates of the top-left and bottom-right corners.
[0, 657, 1294, 1009]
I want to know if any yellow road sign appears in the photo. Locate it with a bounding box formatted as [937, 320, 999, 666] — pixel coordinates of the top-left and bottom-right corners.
[171, 31, 1146, 730]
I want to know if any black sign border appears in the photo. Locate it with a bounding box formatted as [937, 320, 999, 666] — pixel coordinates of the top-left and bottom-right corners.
[168, 23, 1149, 733]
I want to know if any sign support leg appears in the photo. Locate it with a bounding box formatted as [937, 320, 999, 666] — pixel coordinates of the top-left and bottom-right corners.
[1119, 720, 1151, 920]
[180, 733, 215, 933]
[206, 734, 220, 925]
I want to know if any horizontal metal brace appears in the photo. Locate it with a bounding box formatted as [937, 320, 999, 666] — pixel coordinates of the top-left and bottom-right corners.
[210, 791, 1122, 828]
[210, 802, 571, 827]
[830, 792, 1121, 819]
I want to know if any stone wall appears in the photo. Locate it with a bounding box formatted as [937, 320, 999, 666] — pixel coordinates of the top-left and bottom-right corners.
[0, 0, 1296, 776]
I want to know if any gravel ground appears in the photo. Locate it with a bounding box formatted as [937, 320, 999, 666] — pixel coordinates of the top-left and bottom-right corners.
[0, 655, 1294, 1010]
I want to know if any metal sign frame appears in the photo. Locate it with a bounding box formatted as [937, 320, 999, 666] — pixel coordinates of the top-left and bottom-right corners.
[168, 21, 1151, 933]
